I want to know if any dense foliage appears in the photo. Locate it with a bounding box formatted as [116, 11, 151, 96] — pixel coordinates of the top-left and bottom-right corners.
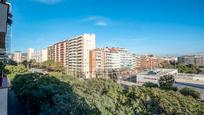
[4, 64, 28, 80]
[12, 73, 204, 115]
[142, 82, 159, 88]
[179, 87, 201, 99]
[12, 73, 98, 115]
[158, 75, 178, 91]
[177, 64, 201, 74]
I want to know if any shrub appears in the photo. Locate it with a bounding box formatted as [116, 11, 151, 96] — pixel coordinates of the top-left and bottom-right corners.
[179, 87, 200, 99]
[143, 82, 159, 88]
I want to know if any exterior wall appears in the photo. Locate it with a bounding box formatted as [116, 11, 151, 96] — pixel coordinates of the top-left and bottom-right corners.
[27, 48, 34, 61]
[21, 53, 27, 62]
[0, 2, 9, 61]
[32, 48, 48, 63]
[178, 55, 204, 67]
[90, 49, 105, 78]
[136, 56, 163, 69]
[48, 41, 66, 66]
[90, 47, 134, 78]
[104, 50, 120, 70]
[13, 51, 21, 63]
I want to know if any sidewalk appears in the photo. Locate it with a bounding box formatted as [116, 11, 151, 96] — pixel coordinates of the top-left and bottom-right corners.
[0, 88, 8, 115]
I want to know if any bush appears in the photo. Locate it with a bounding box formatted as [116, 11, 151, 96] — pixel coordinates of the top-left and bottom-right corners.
[143, 82, 159, 88]
[179, 87, 200, 99]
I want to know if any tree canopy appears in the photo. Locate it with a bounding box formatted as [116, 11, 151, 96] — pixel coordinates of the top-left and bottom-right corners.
[12, 73, 204, 115]
[177, 64, 201, 74]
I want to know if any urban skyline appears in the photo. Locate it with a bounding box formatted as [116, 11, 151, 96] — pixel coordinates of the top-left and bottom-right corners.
[10, 0, 204, 55]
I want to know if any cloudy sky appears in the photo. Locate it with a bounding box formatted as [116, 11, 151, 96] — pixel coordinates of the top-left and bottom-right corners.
[10, 0, 204, 55]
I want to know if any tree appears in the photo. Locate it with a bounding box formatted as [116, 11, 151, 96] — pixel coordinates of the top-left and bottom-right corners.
[12, 73, 204, 115]
[179, 87, 200, 99]
[143, 82, 159, 88]
[177, 64, 201, 74]
[159, 75, 175, 90]
[4, 64, 28, 80]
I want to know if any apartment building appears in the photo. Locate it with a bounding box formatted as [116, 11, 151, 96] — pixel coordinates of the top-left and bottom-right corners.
[136, 55, 163, 70]
[178, 55, 204, 67]
[104, 48, 121, 70]
[90, 48, 105, 78]
[66, 34, 96, 78]
[12, 51, 21, 63]
[27, 48, 34, 61]
[32, 48, 48, 63]
[21, 53, 27, 62]
[90, 47, 134, 78]
[48, 40, 66, 66]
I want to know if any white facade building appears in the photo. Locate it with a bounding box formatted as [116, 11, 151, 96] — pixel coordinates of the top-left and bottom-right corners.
[103, 48, 134, 71]
[104, 49, 120, 71]
[66, 34, 96, 78]
[27, 48, 34, 61]
[13, 51, 21, 63]
[32, 48, 48, 63]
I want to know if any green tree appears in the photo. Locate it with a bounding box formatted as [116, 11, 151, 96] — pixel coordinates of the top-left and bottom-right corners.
[159, 75, 176, 90]
[4, 64, 28, 80]
[11, 73, 204, 115]
[177, 64, 201, 74]
[179, 87, 200, 99]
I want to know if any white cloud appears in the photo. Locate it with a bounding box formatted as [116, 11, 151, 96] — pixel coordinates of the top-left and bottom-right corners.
[85, 16, 109, 27]
[33, 0, 63, 4]
[95, 21, 108, 26]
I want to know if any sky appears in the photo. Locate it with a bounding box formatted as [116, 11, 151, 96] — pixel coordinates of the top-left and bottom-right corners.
[10, 0, 204, 55]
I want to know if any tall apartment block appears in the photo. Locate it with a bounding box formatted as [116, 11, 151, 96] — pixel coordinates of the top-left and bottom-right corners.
[48, 40, 66, 66]
[27, 48, 34, 61]
[0, 0, 11, 62]
[66, 34, 96, 78]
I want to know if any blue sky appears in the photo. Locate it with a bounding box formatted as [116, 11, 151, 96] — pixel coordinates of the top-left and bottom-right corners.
[10, 0, 204, 55]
